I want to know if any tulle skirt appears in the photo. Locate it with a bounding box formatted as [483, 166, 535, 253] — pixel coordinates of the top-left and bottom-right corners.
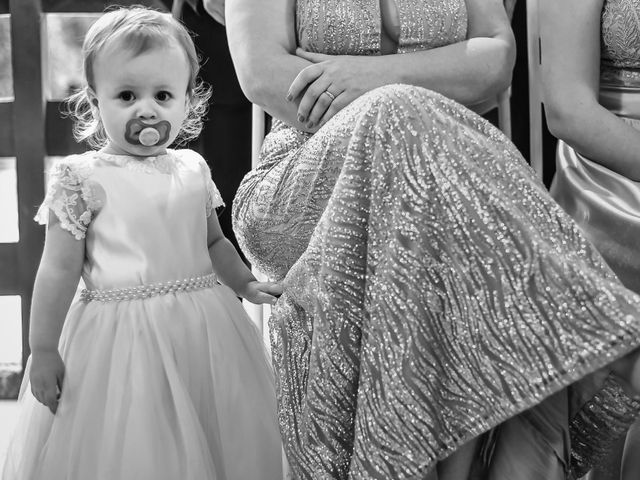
[2, 284, 283, 480]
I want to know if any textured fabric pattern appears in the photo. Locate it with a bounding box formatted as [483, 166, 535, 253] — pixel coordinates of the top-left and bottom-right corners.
[601, 0, 640, 86]
[234, 84, 640, 479]
[602, 0, 640, 69]
[296, 0, 466, 56]
[35, 156, 103, 240]
[570, 376, 640, 478]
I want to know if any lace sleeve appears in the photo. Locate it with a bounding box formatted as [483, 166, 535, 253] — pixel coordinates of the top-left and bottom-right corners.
[34, 156, 101, 240]
[198, 156, 225, 217]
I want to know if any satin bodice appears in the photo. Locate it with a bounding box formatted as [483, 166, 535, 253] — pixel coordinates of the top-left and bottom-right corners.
[81, 154, 212, 289]
[36, 150, 223, 290]
[295, 0, 467, 56]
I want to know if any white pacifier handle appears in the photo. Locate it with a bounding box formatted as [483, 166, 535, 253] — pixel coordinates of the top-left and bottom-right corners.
[139, 127, 161, 146]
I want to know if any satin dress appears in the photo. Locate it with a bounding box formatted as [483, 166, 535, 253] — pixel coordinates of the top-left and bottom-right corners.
[232, 0, 640, 478]
[2, 150, 282, 480]
[551, 1, 640, 478]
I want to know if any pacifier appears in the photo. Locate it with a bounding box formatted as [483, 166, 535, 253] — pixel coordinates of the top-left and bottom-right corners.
[124, 119, 171, 146]
[139, 127, 160, 146]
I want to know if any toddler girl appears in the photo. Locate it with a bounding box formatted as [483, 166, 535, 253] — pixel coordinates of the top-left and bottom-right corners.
[2, 7, 283, 480]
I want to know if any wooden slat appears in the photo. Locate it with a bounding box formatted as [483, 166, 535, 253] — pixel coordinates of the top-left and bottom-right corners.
[10, 0, 45, 366]
[0, 243, 19, 293]
[46, 101, 85, 155]
[527, 0, 543, 179]
[0, 102, 13, 156]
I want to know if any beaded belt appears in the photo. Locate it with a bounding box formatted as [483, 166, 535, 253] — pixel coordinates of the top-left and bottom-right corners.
[80, 273, 217, 302]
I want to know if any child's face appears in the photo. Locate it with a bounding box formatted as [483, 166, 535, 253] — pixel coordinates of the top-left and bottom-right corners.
[91, 40, 191, 157]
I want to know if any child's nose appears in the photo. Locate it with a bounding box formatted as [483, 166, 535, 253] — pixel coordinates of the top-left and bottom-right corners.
[135, 100, 157, 120]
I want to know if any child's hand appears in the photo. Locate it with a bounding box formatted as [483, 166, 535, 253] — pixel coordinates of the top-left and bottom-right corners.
[30, 350, 65, 414]
[240, 280, 283, 305]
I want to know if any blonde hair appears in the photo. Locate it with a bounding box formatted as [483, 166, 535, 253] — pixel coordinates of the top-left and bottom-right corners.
[66, 6, 211, 148]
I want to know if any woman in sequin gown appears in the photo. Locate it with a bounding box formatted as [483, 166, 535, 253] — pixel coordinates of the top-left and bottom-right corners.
[227, 0, 640, 478]
[541, 0, 640, 478]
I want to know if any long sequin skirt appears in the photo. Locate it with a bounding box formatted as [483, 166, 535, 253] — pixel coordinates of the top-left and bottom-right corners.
[232, 84, 640, 479]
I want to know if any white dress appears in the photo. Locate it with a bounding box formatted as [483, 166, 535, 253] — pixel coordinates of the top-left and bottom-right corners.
[2, 149, 283, 480]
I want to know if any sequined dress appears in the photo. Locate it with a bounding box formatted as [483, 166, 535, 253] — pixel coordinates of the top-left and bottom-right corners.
[232, 1, 640, 478]
[2, 150, 282, 480]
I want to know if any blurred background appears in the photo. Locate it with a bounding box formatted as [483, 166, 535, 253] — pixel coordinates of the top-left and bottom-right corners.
[0, 9, 100, 467]
[0, 9, 100, 390]
[0, 10, 96, 382]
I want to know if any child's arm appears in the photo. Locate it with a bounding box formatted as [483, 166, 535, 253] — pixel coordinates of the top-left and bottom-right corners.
[29, 215, 85, 414]
[207, 212, 282, 305]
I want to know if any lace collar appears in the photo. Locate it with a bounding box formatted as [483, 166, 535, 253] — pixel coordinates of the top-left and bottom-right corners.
[90, 150, 178, 174]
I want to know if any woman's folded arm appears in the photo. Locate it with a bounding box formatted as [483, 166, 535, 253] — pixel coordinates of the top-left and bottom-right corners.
[226, 0, 515, 131]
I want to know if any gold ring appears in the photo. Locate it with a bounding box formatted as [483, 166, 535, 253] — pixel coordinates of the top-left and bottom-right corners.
[323, 90, 336, 101]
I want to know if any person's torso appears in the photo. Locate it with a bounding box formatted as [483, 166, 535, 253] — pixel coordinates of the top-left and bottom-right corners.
[79, 150, 212, 289]
[267, 0, 468, 138]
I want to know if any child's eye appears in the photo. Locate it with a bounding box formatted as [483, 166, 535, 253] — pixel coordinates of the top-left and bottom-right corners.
[156, 91, 172, 102]
[119, 91, 135, 102]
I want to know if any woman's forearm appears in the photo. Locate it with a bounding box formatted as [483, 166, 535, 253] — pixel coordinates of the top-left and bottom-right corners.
[226, 0, 311, 129]
[237, 39, 513, 129]
[227, 0, 514, 127]
[378, 36, 514, 107]
[234, 48, 314, 130]
[539, 0, 640, 179]
[547, 101, 640, 180]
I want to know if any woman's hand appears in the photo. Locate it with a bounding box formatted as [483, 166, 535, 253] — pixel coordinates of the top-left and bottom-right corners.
[287, 48, 390, 130]
[239, 281, 283, 305]
[30, 350, 65, 414]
